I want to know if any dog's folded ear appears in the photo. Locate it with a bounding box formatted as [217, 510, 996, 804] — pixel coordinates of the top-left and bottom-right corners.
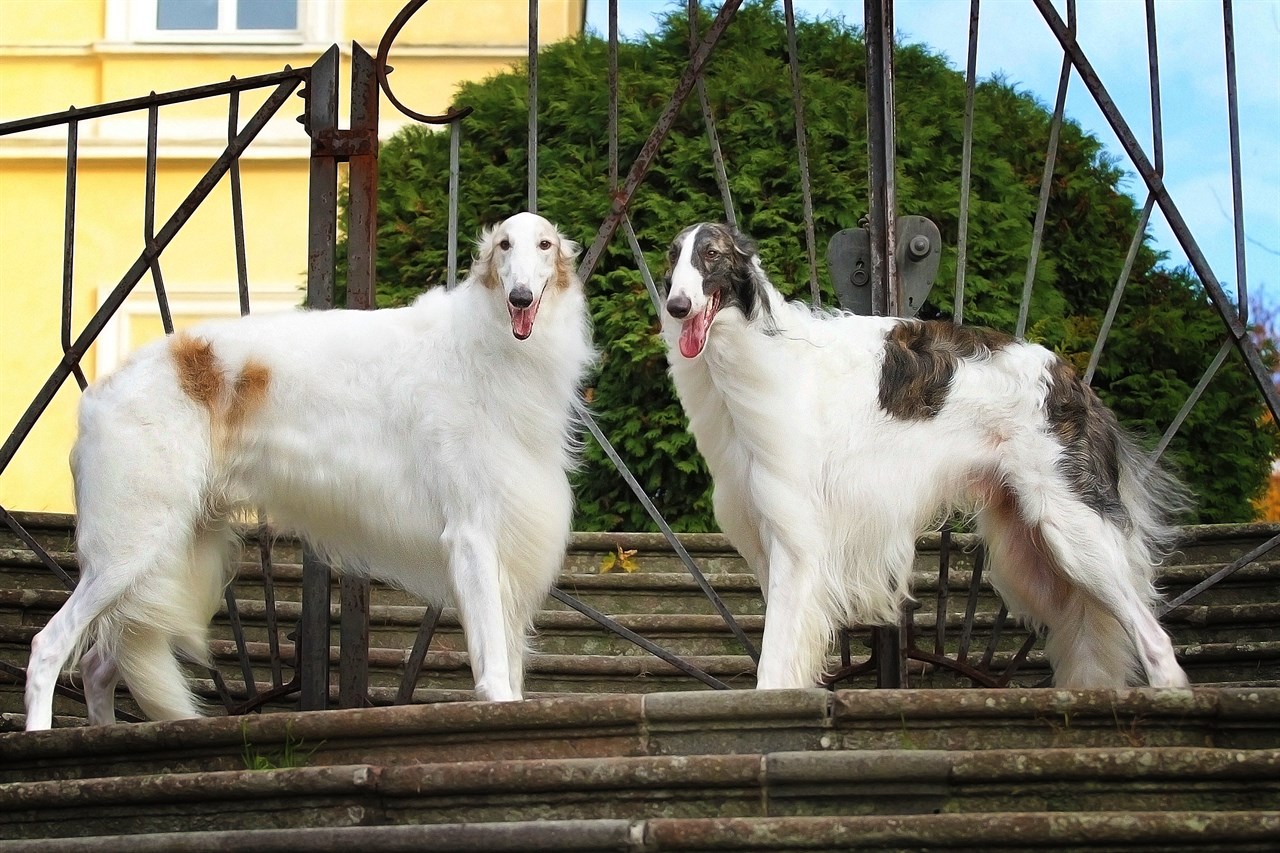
[558, 235, 582, 262]
[472, 223, 501, 289]
[729, 226, 758, 259]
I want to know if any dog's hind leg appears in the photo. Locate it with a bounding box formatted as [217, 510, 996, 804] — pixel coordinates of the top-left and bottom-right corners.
[24, 574, 127, 731]
[81, 643, 120, 725]
[443, 521, 518, 701]
[985, 473, 1186, 687]
[979, 484, 1140, 687]
[1036, 501, 1187, 688]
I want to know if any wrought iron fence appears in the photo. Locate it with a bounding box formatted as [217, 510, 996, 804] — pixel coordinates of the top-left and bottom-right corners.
[2, 0, 1278, 721]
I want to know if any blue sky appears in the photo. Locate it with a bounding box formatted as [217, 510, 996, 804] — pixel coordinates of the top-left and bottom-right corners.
[584, 0, 1280, 316]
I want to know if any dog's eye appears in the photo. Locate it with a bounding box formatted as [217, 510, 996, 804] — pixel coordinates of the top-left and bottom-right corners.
[499, 239, 511, 251]
[539, 239, 552, 250]
[705, 248, 720, 260]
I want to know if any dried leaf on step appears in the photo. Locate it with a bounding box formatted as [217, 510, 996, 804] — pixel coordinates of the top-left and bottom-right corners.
[600, 544, 639, 573]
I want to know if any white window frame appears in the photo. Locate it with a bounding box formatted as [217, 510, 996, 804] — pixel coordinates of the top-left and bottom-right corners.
[105, 0, 337, 46]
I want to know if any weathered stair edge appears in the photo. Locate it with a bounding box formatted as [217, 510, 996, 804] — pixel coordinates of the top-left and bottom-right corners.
[2, 687, 1277, 783]
[1, 747, 1277, 839]
[2, 812, 1277, 853]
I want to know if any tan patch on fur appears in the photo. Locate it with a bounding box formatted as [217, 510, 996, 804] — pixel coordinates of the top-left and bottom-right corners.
[555, 249, 575, 290]
[171, 335, 270, 446]
[171, 334, 223, 412]
[227, 360, 271, 431]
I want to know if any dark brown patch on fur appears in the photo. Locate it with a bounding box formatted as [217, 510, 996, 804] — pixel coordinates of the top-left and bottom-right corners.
[227, 360, 271, 431]
[171, 334, 223, 412]
[1043, 358, 1128, 521]
[879, 321, 1014, 420]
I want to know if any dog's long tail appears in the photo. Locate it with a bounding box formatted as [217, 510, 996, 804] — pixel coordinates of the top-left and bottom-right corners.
[93, 525, 233, 722]
[1116, 431, 1194, 596]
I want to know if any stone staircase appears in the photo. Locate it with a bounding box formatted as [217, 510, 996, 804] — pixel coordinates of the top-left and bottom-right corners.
[1, 512, 1278, 850]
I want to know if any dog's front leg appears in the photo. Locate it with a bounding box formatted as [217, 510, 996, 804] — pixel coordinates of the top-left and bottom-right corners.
[443, 522, 519, 702]
[754, 538, 827, 690]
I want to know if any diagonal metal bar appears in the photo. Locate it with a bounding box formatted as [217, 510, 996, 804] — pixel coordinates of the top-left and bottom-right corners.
[257, 514, 283, 689]
[956, 545, 985, 664]
[934, 529, 952, 658]
[144, 101, 174, 334]
[551, 588, 731, 689]
[0, 75, 305, 477]
[953, 0, 979, 326]
[578, 0, 744, 283]
[997, 630, 1041, 686]
[1031, 0, 1280, 425]
[1158, 531, 1280, 616]
[980, 603, 1008, 669]
[575, 400, 760, 662]
[0, 505, 77, 590]
[222, 587, 257, 701]
[60, 120, 87, 391]
[622, 214, 664, 316]
[689, 0, 736, 228]
[1221, 0, 1247, 321]
[0, 67, 307, 137]
[1086, 196, 1154, 384]
[783, 0, 819, 305]
[1016, 0, 1074, 339]
[229, 87, 251, 317]
[396, 602, 443, 704]
[1087, 0, 1163, 385]
[1150, 337, 1232, 464]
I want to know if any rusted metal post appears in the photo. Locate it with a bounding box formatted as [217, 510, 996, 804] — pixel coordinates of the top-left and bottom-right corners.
[864, 0, 900, 319]
[865, 0, 905, 686]
[300, 44, 340, 711]
[337, 43, 379, 710]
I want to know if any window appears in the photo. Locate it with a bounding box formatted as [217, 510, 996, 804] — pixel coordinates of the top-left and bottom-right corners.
[156, 0, 298, 33]
[106, 0, 335, 45]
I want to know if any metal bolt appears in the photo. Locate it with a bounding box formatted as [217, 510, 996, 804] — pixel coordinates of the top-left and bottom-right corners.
[908, 234, 930, 261]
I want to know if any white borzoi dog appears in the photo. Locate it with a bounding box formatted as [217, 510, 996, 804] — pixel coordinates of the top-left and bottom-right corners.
[661, 222, 1190, 689]
[24, 212, 595, 730]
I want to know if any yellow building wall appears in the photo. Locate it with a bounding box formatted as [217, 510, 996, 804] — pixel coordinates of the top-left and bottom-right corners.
[0, 0, 585, 512]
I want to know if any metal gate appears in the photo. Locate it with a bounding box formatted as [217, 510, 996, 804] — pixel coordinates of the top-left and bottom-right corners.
[2, 0, 1277, 720]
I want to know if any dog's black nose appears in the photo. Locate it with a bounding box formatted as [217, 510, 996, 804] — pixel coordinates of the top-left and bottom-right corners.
[667, 294, 692, 319]
[509, 286, 534, 309]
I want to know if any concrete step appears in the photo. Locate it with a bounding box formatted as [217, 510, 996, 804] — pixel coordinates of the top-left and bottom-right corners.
[6, 584, 1278, 658]
[5, 625, 1279, 723]
[3, 812, 1277, 853]
[4, 689, 1277, 784]
[1, 743, 1276, 840]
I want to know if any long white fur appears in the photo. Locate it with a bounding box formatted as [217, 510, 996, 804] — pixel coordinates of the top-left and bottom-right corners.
[662, 224, 1190, 690]
[24, 212, 595, 730]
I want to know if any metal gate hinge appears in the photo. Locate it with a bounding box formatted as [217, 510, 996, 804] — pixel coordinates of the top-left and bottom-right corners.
[311, 128, 378, 160]
[827, 215, 941, 317]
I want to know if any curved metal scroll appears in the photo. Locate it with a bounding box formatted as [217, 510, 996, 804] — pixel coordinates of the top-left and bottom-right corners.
[375, 0, 474, 124]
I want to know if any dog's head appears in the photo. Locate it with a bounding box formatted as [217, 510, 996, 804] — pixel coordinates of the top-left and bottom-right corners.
[473, 212, 581, 340]
[663, 222, 768, 358]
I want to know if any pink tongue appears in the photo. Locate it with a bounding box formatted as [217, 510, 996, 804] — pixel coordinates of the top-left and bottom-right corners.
[512, 304, 538, 339]
[679, 309, 712, 358]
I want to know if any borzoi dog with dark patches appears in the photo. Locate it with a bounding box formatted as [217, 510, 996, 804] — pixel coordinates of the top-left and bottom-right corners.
[662, 222, 1190, 689]
[24, 212, 594, 730]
